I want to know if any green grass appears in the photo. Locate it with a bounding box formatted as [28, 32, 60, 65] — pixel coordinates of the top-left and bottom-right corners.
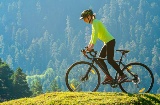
[0, 92, 160, 105]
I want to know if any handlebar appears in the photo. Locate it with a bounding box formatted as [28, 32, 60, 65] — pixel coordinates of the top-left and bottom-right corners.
[81, 48, 97, 60]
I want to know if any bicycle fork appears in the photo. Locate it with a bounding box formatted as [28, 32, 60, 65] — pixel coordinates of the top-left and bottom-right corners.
[81, 64, 93, 81]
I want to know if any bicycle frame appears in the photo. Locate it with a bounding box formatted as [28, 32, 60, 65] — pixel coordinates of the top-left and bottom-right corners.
[91, 57, 126, 82]
[82, 49, 127, 83]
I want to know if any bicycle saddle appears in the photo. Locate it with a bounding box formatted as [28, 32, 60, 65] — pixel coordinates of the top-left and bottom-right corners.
[116, 50, 130, 54]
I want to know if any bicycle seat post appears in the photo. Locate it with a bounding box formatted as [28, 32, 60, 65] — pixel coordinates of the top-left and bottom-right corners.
[119, 52, 124, 64]
[116, 50, 130, 63]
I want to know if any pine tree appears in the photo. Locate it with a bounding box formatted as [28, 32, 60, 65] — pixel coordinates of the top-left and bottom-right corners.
[0, 58, 13, 102]
[11, 67, 32, 99]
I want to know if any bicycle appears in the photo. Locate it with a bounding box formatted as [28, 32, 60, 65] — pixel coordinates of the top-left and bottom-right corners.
[65, 48, 154, 94]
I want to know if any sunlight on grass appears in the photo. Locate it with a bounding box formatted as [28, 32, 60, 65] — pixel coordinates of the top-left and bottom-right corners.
[0, 92, 159, 105]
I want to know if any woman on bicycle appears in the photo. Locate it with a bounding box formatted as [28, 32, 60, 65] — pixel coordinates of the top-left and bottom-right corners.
[80, 9, 127, 84]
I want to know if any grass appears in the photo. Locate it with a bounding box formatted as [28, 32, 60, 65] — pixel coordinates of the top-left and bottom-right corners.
[0, 92, 160, 105]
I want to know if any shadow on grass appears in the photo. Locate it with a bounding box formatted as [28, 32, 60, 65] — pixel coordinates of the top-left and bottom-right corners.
[142, 94, 160, 103]
[127, 93, 160, 104]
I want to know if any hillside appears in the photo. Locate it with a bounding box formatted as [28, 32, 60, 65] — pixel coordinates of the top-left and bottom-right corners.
[0, 92, 160, 105]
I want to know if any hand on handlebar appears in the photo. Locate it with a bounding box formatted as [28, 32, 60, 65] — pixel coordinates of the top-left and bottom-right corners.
[81, 47, 97, 60]
[82, 49, 87, 56]
[81, 47, 89, 57]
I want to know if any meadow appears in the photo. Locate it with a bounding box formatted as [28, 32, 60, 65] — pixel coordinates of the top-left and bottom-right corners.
[0, 92, 160, 105]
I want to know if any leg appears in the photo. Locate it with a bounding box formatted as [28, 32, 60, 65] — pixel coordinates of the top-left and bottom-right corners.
[97, 45, 111, 77]
[106, 39, 124, 76]
[98, 45, 113, 84]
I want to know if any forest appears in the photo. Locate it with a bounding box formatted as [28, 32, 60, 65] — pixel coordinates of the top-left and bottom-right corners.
[0, 0, 160, 101]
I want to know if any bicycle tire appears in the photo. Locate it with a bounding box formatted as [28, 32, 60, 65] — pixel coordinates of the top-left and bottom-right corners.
[65, 61, 101, 92]
[119, 62, 154, 93]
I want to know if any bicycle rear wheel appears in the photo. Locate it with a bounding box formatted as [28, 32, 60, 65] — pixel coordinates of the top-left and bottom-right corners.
[119, 63, 154, 94]
[65, 61, 100, 92]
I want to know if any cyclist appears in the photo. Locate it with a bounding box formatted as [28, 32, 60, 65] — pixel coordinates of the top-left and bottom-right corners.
[80, 9, 127, 84]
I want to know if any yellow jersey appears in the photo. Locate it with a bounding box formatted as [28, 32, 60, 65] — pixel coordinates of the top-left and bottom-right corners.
[89, 19, 114, 44]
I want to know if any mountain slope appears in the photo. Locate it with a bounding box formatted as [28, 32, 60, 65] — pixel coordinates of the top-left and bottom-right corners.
[0, 92, 160, 105]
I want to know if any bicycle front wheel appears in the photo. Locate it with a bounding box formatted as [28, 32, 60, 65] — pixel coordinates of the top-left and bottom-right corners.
[119, 62, 154, 94]
[65, 61, 100, 92]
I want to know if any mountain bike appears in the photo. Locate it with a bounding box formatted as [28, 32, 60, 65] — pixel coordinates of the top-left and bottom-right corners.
[65, 49, 154, 94]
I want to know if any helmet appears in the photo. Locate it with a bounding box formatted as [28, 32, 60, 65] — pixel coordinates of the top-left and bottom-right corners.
[80, 9, 93, 20]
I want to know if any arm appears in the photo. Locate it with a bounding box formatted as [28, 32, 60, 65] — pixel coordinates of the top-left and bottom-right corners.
[87, 20, 98, 51]
[87, 43, 94, 51]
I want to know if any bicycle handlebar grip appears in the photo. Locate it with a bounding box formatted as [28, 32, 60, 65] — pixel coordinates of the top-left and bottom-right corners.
[81, 48, 97, 60]
[81, 49, 85, 52]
